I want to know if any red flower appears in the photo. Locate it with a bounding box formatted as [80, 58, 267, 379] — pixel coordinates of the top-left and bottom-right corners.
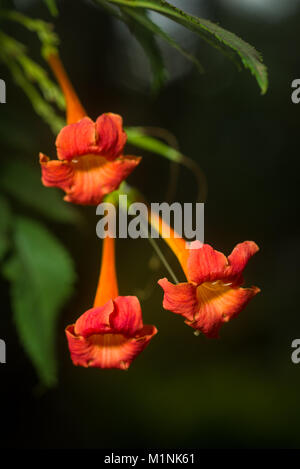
[150, 213, 260, 338]
[66, 296, 157, 370]
[39, 54, 140, 205]
[65, 234, 157, 369]
[158, 240, 260, 338]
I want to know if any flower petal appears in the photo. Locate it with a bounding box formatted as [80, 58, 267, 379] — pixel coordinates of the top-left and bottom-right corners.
[227, 241, 259, 279]
[158, 277, 198, 322]
[64, 154, 141, 205]
[95, 113, 127, 160]
[40, 153, 141, 205]
[65, 324, 157, 369]
[110, 296, 144, 336]
[39, 153, 74, 190]
[56, 114, 127, 162]
[74, 300, 114, 337]
[191, 282, 260, 338]
[187, 244, 229, 285]
[56, 117, 96, 161]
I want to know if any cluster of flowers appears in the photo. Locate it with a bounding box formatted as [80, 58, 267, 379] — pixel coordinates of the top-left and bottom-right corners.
[39, 53, 260, 370]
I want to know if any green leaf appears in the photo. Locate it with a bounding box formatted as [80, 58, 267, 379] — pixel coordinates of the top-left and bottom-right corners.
[122, 8, 167, 92]
[44, 0, 59, 17]
[17, 53, 65, 111]
[0, 10, 60, 57]
[0, 14, 64, 132]
[3, 57, 64, 133]
[125, 126, 182, 162]
[96, 1, 167, 92]
[125, 127, 207, 201]
[96, 0, 204, 86]
[0, 160, 82, 225]
[105, 0, 268, 93]
[2, 217, 76, 386]
[0, 31, 65, 133]
[120, 6, 204, 76]
[0, 195, 12, 261]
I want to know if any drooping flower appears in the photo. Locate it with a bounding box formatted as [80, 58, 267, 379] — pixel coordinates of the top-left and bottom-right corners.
[39, 53, 141, 205]
[65, 233, 157, 369]
[151, 214, 260, 338]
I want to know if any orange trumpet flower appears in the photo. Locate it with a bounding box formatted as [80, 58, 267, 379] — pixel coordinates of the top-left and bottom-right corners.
[151, 214, 260, 338]
[65, 233, 157, 369]
[39, 54, 141, 205]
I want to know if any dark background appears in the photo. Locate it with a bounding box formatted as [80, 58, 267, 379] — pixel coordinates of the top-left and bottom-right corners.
[0, 0, 300, 449]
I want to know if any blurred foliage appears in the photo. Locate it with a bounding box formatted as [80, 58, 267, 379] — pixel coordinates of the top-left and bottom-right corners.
[1, 0, 299, 451]
[2, 216, 75, 387]
[0, 195, 12, 261]
[0, 9, 64, 133]
[95, 0, 268, 94]
[0, 160, 82, 224]
[0, 4, 79, 387]
[126, 126, 182, 162]
[0, 9, 59, 55]
[44, 0, 58, 17]
[0, 160, 78, 386]
[0, 0, 268, 133]
[97, 1, 204, 93]
[0, 0, 267, 389]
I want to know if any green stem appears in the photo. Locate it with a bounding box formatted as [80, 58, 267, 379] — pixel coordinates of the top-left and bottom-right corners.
[110, 186, 179, 284]
[125, 126, 207, 202]
[147, 235, 179, 284]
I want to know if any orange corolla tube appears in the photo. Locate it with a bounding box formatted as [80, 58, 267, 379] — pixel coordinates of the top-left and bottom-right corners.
[150, 211, 190, 278]
[39, 53, 141, 205]
[47, 53, 86, 125]
[150, 214, 260, 338]
[65, 234, 157, 370]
